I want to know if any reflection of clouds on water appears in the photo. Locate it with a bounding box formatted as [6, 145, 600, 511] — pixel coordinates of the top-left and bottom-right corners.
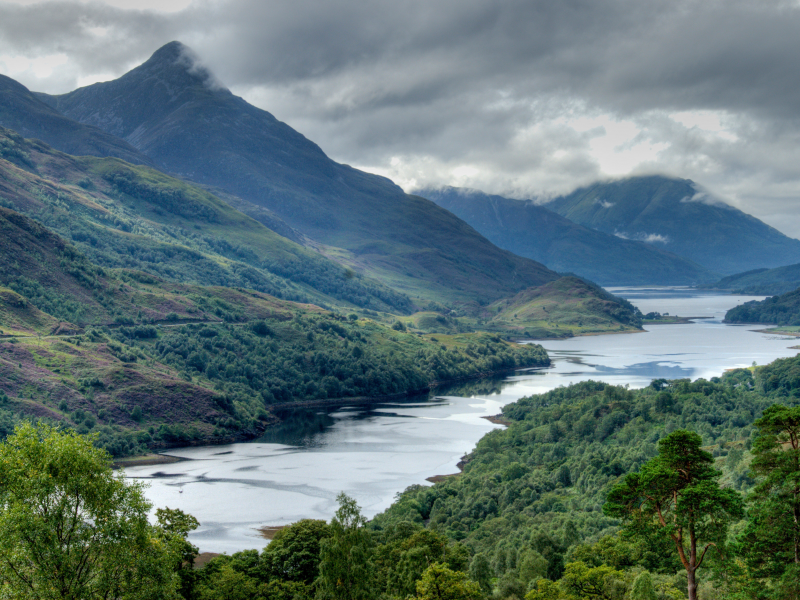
[592, 360, 692, 380]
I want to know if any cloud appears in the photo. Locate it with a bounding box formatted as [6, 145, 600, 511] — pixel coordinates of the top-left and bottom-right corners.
[1, 0, 800, 235]
[614, 231, 670, 244]
[595, 199, 615, 209]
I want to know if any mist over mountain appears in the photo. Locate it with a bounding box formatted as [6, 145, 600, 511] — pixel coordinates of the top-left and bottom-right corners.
[419, 186, 715, 286]
[35, 41, 559, 306]
[545, 175, 800, 275]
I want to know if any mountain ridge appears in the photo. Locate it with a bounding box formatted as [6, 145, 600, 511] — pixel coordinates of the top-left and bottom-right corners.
[33, 41, 561, 306]
[545, 175, 800, 274]
[419, 185, 716, 286]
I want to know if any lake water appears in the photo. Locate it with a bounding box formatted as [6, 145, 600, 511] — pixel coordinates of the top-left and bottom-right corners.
[126, 288, 799, 553]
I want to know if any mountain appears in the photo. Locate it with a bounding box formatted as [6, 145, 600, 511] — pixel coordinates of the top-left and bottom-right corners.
[419, 186, 715, 285]
[705, 264, 800, 296]
[0, 75, 152, 166]
[34, 41, 559, 306]
[0, 126, 412, 313]
[545, 175, 800, 275]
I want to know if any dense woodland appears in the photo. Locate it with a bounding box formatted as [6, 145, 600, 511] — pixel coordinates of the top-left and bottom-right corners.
[3, 353, 799, 600]
[725, 286, 800, 325]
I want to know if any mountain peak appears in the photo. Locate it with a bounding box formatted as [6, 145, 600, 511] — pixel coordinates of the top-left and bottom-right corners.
[135, 40, 227, 93]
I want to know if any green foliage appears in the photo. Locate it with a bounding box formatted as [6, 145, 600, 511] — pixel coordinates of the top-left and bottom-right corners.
[0, 423, 179, 599]
[317, 493, 376, 600]
[146, 318, 548, 406]
[414, 562, 483, 600]
[630, 571, 658, 600]
[604, 431, 744, 600]
[261, 519, 331, 584]
[725, 287, 800, 325]
[373, 375, 788, 595]
[739, 404, 800, 599]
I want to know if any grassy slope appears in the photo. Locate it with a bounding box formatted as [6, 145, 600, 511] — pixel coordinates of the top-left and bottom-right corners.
[546, 175, 800, 275]
[0, 127, 412, 313]
[485, 277, 643, 338]
[420, 186, 715, 286]
[36, 42, 560, 306]
[0, 206, 550, 455]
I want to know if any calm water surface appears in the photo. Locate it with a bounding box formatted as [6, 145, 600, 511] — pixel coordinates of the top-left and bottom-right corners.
[126, 288, 799, 553]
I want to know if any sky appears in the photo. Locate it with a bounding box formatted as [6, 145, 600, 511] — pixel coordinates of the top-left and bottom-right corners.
[2, 0, 800, 235]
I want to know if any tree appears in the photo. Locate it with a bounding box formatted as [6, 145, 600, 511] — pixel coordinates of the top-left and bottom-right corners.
[414, 563, 482, 600]
[559, 561, 625, 600]
[260, 519, 331, 584]
[629, 571, 657, 600]
[316, 493, 376, 600]
[0, 422, 179, 600]
[741, 404, 800, 599]
[156, 507, 201, 600]
[604, 430, 744, 600]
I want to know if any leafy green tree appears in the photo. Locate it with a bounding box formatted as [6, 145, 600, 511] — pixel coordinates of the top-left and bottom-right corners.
[525, 578, 564, 600]
[559, 561, 625, 600]
[156, 507, 201, 600]
[0, 422, 179, 600]
[468, 553, 493, 594]
[741, 404, 800, 599]
[196, 564, 262, 600]
[317, 493, 376, 600]
[414, 563, 482, 600]
[604, 430, 744, 600]
[260, 519, 331, 584]
[629, 571, 657, 600]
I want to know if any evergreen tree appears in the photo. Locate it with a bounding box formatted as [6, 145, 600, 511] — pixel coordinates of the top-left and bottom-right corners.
[316, 493, 376, 600]
[604, 430, 744, 600]
[742, 404, 800, 599]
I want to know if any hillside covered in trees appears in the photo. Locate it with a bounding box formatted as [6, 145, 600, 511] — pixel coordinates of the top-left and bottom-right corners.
[3, 353, 799, 599]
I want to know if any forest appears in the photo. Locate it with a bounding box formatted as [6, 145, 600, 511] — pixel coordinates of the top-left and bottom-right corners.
[2, 353, 799, 600]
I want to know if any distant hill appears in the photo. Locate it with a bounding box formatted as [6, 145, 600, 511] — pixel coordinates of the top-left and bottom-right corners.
[419, 186, 715, 286]
[545, 175, 800, 275]
[34, 41, 558, 306]
[725, 287, 800, 325]
[0, 75, 152, 167]
[705, 264, 800, 296]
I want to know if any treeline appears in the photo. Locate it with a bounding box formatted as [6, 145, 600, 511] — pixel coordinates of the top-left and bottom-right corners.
[725, 286, 800, 325]
[141, 316, 548, 406]
[0, 315, 548, 458]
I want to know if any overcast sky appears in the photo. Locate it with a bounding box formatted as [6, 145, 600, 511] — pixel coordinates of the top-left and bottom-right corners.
[2, 0, 800, 235]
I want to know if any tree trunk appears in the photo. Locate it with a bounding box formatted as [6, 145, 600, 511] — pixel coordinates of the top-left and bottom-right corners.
[687, 567, 698, 600]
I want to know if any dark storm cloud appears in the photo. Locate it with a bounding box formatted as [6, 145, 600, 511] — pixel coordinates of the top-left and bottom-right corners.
[2, 0, 800, 232]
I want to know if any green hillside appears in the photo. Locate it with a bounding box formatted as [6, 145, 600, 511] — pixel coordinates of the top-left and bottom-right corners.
[707, 264, 800, 295]
[0, 127, 412, 313]
[724, 286, 800, 325]
[35, 42, 560, 306]
[546, 175, 800, 275]
[0, 205, 551, 456]
[421, 186, 715, 286]
[372, 361, 800, 598]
